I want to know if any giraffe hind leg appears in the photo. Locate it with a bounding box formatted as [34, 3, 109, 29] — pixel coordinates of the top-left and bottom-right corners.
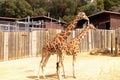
[57, 54, 66, 80]
[41, 53, 51, 79]
[73, 55, 76, 78]
[56, 62, 65, 77]
[57, 62, 62, 80]
[61, 61, 65, 78]
[38, 53, 51, 80]
[37, 62, 47, 80]
[37, 58, 46, 80]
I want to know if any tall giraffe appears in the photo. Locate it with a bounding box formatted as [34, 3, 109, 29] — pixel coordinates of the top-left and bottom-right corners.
[38, 12, 89, 80]
[61, 24, 96, 78]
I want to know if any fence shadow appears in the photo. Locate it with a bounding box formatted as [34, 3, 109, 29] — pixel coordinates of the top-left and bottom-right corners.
[27, 73, 74, 80]
[27, 73, 57, 80]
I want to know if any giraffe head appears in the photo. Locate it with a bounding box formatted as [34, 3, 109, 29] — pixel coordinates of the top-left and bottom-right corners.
[88, 24, 97, 31]
[77, 12, 89, 21]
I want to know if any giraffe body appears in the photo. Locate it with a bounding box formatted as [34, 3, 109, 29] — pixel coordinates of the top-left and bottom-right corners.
[38, 12, 89, 80]
[61, 24, 96, 56]
[61, 24, 96, 78]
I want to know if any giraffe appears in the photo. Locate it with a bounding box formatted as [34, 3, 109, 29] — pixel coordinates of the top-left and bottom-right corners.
[38, 12, 89, 80]
[61, 24, 96, 78]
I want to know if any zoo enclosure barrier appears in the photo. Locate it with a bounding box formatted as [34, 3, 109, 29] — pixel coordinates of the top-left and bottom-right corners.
[0, 28, 120, 61]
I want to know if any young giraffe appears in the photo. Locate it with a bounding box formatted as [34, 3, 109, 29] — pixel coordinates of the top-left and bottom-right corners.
[61, 24, 96, 78]
[38, 12, 89, 80]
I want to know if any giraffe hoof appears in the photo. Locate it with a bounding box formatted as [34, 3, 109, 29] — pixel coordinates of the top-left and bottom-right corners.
[62, 75, 66, 78]
[37, 76, 39, 80]
[73, 76, 76, 79]
[36, 77, 39, 80]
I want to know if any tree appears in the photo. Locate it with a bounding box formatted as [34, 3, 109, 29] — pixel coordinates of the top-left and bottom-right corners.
[48, 0, 67, 18]
[104, 0, 118, 11]
[0, 0, 17, 17]
[106, 0, 120, 12]
[26, 0, 47, 16]
[15, 0, 33, 18]
[62, 15, 74, 25]
[48, 0, 81, 23]
[0, 0, 32, 18]
[0, 0, 120, 23]
[97, 0, 104, 12]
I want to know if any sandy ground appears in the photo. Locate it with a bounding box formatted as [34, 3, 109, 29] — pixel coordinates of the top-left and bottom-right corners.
[0, 53, 120, 80]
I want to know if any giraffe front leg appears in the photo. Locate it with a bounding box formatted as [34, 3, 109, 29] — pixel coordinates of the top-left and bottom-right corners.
[37, 58, 44, 80]
[61, 61, 65, 78]
[73, 55, 76, 78]
[56, 54, 65, 78]
[57, 62, 62, 80]
[56, 54, 59, 74]
[37, 62, 40, 80]
[57, 54, 63, 80]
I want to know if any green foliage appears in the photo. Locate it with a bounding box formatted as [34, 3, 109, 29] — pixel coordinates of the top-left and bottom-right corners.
[48, 0, 68, 18]
[106, 0, 120, 12]
[62, 15, 74, 24]
[77, 3, 97, 15]
[104, 0, 118, 10]
[0, 0, 17, 17]
[0, 0, 32, 18]
[97, 0, 104, 11]
[0, 0, 120, 23]
[111, 6, 120, 12]
[25, 0, 47, 16]
[33, 8, 46, 16]
[15, 0, 33, 18]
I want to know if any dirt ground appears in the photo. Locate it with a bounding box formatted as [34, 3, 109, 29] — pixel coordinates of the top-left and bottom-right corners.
[0, 53, 120, 80]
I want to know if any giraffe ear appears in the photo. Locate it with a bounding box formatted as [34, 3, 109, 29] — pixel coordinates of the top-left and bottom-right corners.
[81, 12, 89, 20]
[89, 24, 96, 30]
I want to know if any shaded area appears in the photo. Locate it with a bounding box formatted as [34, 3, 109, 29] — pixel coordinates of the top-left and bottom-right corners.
[27, 73, 57, 80]
[27, 73, 74, 80]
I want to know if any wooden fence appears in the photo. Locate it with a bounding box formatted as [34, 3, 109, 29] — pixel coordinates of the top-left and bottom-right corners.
[0, 28, 120, 61]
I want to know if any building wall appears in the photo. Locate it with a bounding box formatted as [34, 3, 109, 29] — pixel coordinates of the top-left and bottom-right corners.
[0, 20, 11, 24]
[98, 23, 106, 29]
[90, 15, 110, 29]
[110, 14, 120, 29]
[76, 13, 120, 30]
[39, 19, 64, 29]
[45, 22, 62, 29]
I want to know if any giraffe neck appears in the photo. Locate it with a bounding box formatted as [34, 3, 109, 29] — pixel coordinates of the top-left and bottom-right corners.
[70, 26, 90, 45]
[57, 14, 88, 42]
[65, 15, 83, 31]
[54, 16, 80, 42]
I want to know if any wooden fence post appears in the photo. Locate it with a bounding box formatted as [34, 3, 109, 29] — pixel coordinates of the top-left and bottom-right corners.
[72, 30, 75, 38]
[111, 32, 114, 55]
[46, 29, 49, 43]
[118, 28, 120, 55]
[29, 32, 32, 57]
[115, 37, 118, 56]
[32, 31, 37, 57]
[88, 30, 92, 51]
[4, 32, 8, 61]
